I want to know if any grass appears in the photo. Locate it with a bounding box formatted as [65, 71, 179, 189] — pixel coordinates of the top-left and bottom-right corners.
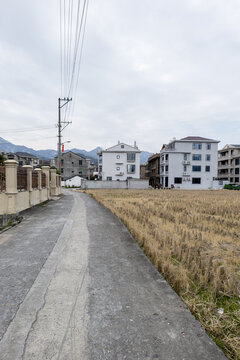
[85, 189, 240, 360]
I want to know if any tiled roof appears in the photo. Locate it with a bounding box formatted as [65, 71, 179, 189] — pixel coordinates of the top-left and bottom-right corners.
[180, 136, 218, 142]
[15, 152, 39, 158]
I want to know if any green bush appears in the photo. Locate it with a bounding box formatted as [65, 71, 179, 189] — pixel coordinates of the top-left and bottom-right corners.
[224, 184, 240, 190]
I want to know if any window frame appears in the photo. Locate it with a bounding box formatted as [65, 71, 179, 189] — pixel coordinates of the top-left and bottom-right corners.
[192, 177, 201, 184]
[192, 165, 201, 172]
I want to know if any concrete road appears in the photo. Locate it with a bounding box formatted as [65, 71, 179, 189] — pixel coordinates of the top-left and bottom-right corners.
[0, 190, 226, 360]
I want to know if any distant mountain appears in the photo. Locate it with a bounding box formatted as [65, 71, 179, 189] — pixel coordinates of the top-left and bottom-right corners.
[71, 147, 102, 159]
[0, 137, 152, 164]
[141, 151, 153, 163]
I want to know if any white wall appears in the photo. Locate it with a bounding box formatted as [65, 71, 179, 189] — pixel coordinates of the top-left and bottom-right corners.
[102, 152, 140, 181]
[65, 176, 83, 187]
[161, 141, 219, 189]
[81, 179, 148, 190]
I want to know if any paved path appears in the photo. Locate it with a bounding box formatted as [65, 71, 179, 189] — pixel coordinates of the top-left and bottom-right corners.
[0, 190, 226, 360]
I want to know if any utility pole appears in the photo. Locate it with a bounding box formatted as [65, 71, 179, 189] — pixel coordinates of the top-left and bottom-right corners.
[57, 97, 72, 172]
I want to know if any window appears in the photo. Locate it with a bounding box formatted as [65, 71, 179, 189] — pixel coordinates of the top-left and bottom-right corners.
[183, 154, 187, 160]
[19, 161, 23, 166]
[127, 164, 136, 173]
[116, 155, 120, 159]
[107, 177, 112, 181]
[192, 143, 202, 150]
[72, 161, 74, 165]
[206, 154, 211, 161]
[99, 166, 102, 172]
[61, 159, 64, 166]
[165, 154, 169, 161]
[192, 178, 201, 184]
[192, 154, 201, 161]
[206, 144, 211, 150]
[235, 168, 239, 175]
[192, 166, 201, 172]
[184, 165, 187, 172]
[61, 168, 64, 174]
[236, 158, 240, 165]
[127, 153, 136, 162]
[116, 167, 120, 171]
[235, 177, 239, 183]
[174, 178, 182, 184]
[79, 160, 82, 165]
[165, 165, 168, 171]
[121, 145, 124, 148]
[205, 166, 210, 172]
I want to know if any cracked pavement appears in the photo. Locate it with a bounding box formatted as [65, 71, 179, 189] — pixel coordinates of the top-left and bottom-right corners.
[0, 190, 226, 359]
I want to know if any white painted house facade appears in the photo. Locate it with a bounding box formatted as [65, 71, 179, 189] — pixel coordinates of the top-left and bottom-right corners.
[160, 136, 219, 189]
[98, 142, 141, 181]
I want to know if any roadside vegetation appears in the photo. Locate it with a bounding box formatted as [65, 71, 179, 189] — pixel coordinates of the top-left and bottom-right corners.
[85, 189, 240, 359]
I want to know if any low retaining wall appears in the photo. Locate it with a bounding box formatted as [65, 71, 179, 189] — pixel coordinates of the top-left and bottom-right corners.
[81, 179, 149, 190]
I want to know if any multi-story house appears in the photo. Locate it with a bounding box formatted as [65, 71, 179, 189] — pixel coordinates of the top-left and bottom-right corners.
[218, 144, 240, 184]
[98, 141, 141, 181]
[147, 153, 160, 187]
[15, 152, 40, 168]
[160, 136, 219, 189]
[51, 151, 92, 181]
[140, 163, 149, 180]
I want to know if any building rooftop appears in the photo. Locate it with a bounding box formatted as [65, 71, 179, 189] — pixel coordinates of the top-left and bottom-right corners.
[15, 152, 39, 158]
[180, 136, 218, 142]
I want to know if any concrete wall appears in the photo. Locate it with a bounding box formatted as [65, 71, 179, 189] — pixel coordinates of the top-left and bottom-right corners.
[101, 152, 140, 181]
[65, 176, 84, 187]
[0, 162, 61, 219]
[160, 140, 219, 189]
[81, 179, 149, 190]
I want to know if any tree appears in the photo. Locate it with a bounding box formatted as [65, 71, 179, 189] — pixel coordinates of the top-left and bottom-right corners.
[0, 154, 6, 166]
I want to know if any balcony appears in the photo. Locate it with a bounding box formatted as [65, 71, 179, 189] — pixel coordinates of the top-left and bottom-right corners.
[183, 172, 190, 177]
[116, 172, 124, 176]
[218, 164, 230, 169]
[182, 160, 190, 165]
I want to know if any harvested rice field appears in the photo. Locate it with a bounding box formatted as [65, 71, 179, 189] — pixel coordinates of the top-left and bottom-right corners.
[85, 189, 240, 359]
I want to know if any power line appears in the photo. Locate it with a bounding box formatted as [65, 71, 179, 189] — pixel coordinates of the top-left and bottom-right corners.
[0, 125, 56, 134]
[59, 0, 63, 97]
[69, 0, 89, 121]
[68, 0, 87, 98]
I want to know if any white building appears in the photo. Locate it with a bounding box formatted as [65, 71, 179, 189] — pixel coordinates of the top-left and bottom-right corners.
[218, 144, 240, 184]
[98, 142, 141, 181]
[63, 175, 84, 187]
[160, 136, 219, 189]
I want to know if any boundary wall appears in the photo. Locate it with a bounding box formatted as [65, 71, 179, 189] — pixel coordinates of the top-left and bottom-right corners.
[81, 179, 149, 190]
[0, 161, 61, 225]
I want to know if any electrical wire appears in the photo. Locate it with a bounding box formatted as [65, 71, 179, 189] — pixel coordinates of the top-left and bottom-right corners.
[58, 0, 89, 126]
[0, 125, 56, 134]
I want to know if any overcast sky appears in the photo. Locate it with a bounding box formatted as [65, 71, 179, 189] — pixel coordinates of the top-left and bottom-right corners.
[0, 0, 240, 152]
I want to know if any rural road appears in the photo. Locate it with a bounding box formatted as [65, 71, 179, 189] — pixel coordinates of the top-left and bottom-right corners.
[0, 190, 226, 360]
